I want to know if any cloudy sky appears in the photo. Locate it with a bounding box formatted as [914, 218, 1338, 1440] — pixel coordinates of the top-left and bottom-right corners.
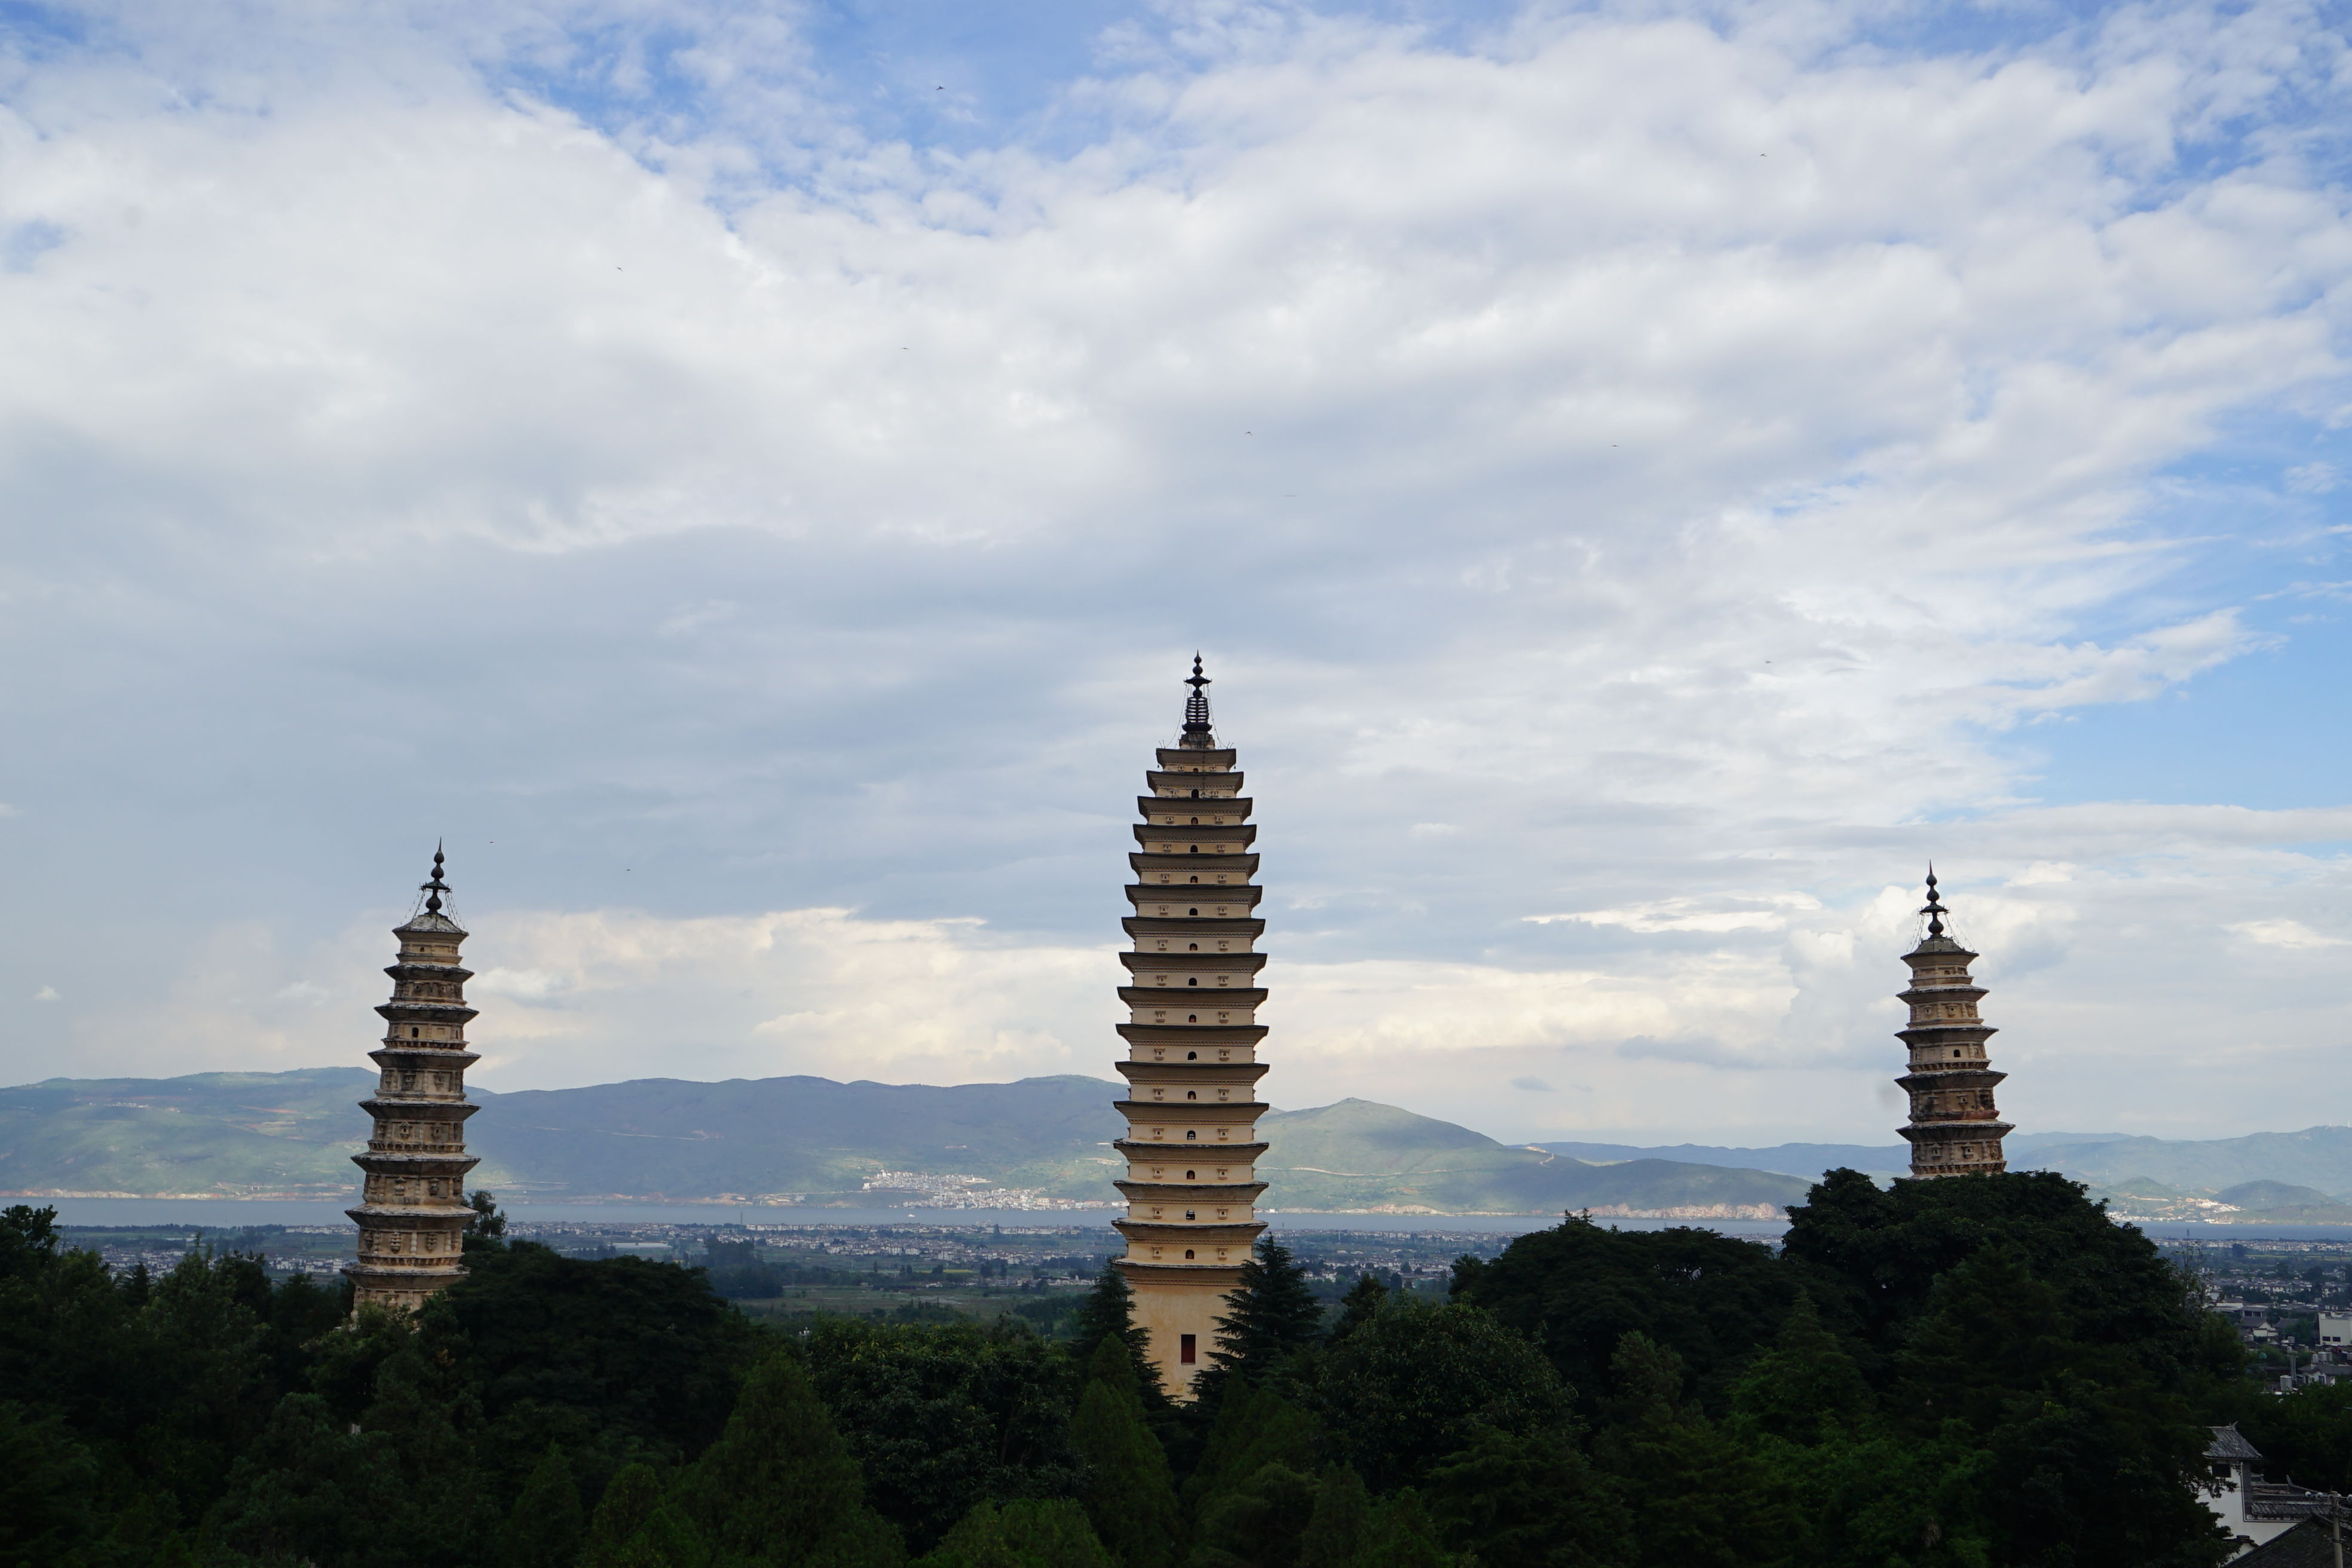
[3, 0, 2350, 1145]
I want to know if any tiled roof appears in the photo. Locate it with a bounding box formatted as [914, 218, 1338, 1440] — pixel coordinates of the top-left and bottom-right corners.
[2210, 1425, 2267, 1462]
[2235, 1518, 2344, 1566]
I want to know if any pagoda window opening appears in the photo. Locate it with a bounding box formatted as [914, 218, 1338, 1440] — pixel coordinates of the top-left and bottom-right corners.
[1188, 978, 1198, 986]
[1189, 942, 1198, 951]
[1187, 1013, 1198, 1021]
[1188, 907, 1199, 914]
[1186, 1170, 1196, 1179]
[1186, 1131, 1198, 1140]
[1189, 876, 1199, 884]
[1187, 1051, 1198, 1059]
[1187, 1091, 1198, 1100]
[1185, 1209, 1196, 1220]
[1184, 1250, 1196, 1260]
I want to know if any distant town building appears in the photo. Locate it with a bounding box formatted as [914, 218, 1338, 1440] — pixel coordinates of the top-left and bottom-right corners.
[343, 848, 482, 1312]
[1895, 871, 2013, 1178]
[2319, 1312, 2352, 1349]
[1111, 658, 1271, 1397]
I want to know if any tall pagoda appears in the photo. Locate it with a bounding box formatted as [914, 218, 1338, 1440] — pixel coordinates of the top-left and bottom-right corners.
[1895, 871, 2013, 1178]
[1111, 657, 1270, 1397]
[344, 847, 482, 1312]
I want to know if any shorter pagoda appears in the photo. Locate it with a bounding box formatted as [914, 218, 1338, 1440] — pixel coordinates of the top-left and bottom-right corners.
[344, 847, 482, 1311]
[1895, 870, 2013, 1178]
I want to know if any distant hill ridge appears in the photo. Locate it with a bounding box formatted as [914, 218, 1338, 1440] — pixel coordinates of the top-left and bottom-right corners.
[0, 1070, 1805, 1217]
[16, 1070, 2352, 1221]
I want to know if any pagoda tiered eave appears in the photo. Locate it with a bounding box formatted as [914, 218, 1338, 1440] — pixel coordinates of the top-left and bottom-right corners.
[1117, 987, 1268, 1008]
[1125, 884, 1263, 910]
[1117, 1022, 1267, 1047]
[1114, 1098, 1269, 1121]
[1113, 1138, 1269, 1159]
[1129, 853, 1259, 878]
[1116, 1061, 1268, 1086]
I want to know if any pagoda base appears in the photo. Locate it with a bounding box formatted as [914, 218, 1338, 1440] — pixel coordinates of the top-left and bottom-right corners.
[1116, 1260, 1244, 1400]
[344, 1261, 466, 1315]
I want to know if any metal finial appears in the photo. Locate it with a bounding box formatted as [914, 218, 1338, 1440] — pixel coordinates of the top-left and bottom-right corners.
[422, 842, 449, 915]
[1181, 654, 1214, 736]
[1921, 866, 1944, 938]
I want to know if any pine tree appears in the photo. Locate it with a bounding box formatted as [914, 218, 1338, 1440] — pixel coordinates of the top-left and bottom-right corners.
[1325, 1275, 1388, 1345]
[500, 1444, 586, 1568]
[1071, 1260, 1164, 1407]
[580, 1463, 665, 1568]
[664, 1351, 905, 1566]
[1727, 1291, 1870, 1446]
[1205, 1238, 1322, 1386]
[915, 1499, 1113, 1568]
[1295, 1468, 1368, 1568]
[1070, 1338, 1178, 1568]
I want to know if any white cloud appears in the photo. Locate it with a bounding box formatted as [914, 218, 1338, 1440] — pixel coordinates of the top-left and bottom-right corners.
[2227, 919, 2350, 950]
[1, 1, 2350, 1145]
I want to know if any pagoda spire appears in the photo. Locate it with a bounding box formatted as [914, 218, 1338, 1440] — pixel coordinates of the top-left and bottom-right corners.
[1894, 870, 2013, 1178]
[344, 847, 483, 1312]
[1112, 657, 1269, 1397]
[1181, 653, 1215, 743]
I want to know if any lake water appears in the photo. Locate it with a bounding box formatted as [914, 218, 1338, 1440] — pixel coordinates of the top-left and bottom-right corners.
[35, 1196, 1783, 1240]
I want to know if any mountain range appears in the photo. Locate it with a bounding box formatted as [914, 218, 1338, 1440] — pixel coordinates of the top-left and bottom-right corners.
[0, 1070, 1806, 1217]
[12, 1069, 2352, 1222]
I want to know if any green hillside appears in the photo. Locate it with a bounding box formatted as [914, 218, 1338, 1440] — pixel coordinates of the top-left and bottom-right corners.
[0, 1069, 1813, 1216]
[1260, 1100, 1807, 1215]
[0, 1069, 383, 1198]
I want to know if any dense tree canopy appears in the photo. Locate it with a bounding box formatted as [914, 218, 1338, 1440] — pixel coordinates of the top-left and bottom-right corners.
[0, 1180, 2283, 1568]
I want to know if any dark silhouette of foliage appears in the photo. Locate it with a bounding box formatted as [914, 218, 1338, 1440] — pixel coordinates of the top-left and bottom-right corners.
[1323, 1276, 1386, 1346]
[1203, 1239, 1322, 1389]
[659, 1350, 905, 1566]
[1591, 1334, 1803, 1568]
[0, 1398, 99, 1568]
[501, 1444, 587, 1568]
[800, 1317, 1080, 1554]
[1316, 1295, 1570, 1493]
[915, 1498, 1113, 1568]
[1448, 1214, 1793, 1415]
[1070, 1337, 1178, 1568]
[1423, 1428, 1631, 1568]
[1071, 1260, 1165, 1407]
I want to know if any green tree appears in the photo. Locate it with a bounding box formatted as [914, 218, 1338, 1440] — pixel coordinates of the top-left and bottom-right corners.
[917, 1499, 1114, 1568]
[1725, 1291, 1870, 1446]
[1316, 1295, 1570, 1493]
[1450, 1214, 1793, 1416]
[1424, 1428, 1632, 1568]
[1352, 1492, 1465, 1568]
[1591, 1334, 1803, 1568]
[801, 1318, 1080, 1553]
[2238, 1381, 2352, 1492]
[580, 1463, 667, 1568]
[662, 1351, 904, 1566]
[467, 1189, 510, 1244]
[1294, 1468, 1367, 1568]
[1890, 1247, 2230, 1568]
[1205, 1240, 1322, 1388]
[0, 1399, 98, 1568]
[1071, 1261, 1163, 1407]
[1780, 1169, 2232, 1392]
[1324, 1276, 1387, 1346]
[501, 1444, 587, 1568]
[435, 1239, 758, 1503]
[1179, 1379, 1319, 1521]
[1185, 1461, 1319, 1568]
[1070, 1338, 1178, 1568]
[206, 1392, 416, 1568]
